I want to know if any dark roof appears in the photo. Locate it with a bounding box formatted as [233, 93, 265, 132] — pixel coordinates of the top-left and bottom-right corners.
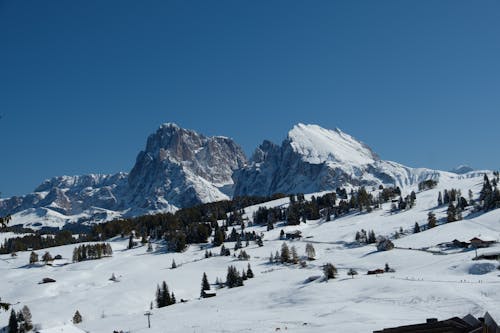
[373, 317, 480, 333]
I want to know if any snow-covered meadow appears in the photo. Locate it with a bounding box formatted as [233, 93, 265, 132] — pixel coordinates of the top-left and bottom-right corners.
[1, 172, 499, 332]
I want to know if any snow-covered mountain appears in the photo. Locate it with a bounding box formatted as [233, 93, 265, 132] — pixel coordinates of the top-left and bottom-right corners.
[0, 122, 475, 229]
[234, 123, 445, 196]
[450, 165, 475, 174]
[0, 123, 246, 228]
[127, 123, 247, 210]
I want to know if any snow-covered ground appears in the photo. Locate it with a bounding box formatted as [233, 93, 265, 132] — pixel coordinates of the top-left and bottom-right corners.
[1, 172, 499, 332]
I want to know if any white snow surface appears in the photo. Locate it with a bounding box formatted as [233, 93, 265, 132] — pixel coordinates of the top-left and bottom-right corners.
[288, 123, 378, 165]
[1, 172, 500, 332]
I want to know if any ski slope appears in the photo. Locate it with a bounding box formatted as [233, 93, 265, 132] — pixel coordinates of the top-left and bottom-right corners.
[1, 172, 499, 332]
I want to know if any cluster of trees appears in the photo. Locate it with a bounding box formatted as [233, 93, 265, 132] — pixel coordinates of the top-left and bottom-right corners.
[418, 179, 438, 191]
[269, 242, 300, 264]
[72, 243, 112, 262]
[354, 229, 377, 244]
[0, 230, 79, 255]
[253, 192, 337, 228]
[390, 191, 416, 212]
[8, 306, 32, 333]
[479, 174, 500, 211]
[155, 281, 176, 308]
[225, 263, 254, 288]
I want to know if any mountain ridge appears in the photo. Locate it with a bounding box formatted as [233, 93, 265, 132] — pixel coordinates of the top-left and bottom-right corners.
[0, 122, 478, 229]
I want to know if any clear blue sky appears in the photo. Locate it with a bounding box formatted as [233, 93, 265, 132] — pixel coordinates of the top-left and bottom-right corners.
[1, 0, 499, 197]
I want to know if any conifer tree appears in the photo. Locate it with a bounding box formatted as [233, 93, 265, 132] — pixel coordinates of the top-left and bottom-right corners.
[20, 306, 32, 332]
[128, 235, 134, 249]
[323, 263, 337, 280]
[161, 281, 171, 306]
[42, 251, 52, 264]
[305, 243, 316, 260]
[437, 191, 443, 206]
[72, 310, 82, 324]
[155, 285, 162, 308]
[9, 309, 18, 333]
[146, 241, 153, 253]
[201, 272, 210, 297]
[447, 202, 457, 222]
[246, 263, 254, 278]
[427, 212, 437, 228]
[29, 251, 38, 265]
[413, 222, 420, 233]
[347, 268, 358, 278]
[291, 246, 299, 264]
[171, 259, 177, 269]
[171, 292, 176, 304]
[269, 252, 274, 263]
[280, 243, 290, 263]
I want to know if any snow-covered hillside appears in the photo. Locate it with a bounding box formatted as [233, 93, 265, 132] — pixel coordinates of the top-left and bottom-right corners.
[1, 172, 499, 332]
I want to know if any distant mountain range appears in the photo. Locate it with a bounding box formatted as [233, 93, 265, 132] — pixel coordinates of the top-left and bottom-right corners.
[0, 123, 469, 229]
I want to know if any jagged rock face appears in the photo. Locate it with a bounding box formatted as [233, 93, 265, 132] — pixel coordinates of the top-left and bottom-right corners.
[127, 123, 247, 209]
[233, 123, 441, 197]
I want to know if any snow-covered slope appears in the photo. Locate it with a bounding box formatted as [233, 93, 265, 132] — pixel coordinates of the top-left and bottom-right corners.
[234, 124, 447, 196]
[1, 172, 499, 332]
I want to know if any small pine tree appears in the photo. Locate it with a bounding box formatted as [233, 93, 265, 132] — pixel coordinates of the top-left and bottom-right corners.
[42, 251, 53, 264]
[73, 310, 82, 324]
[413, 222, 420, 233]
[347, 268, 358, 278]
[20, 306, 32, 331]
[269, 252, 274, 263]
[246, 263, 254, 278]
[9, 309, 18, 333]
[171, 259, 177, 269]
[427, 212, 437, 228]
[305, 243, 316, 260]
[437, 191, 443, 206]
[170, 292, 176, 304]
[29, 251, 38, 265]
[323, 263, 337, 280]
[201, 272, 210, 297]
[291, 246, 299, 264]
[280, 243, 290, 263]
[146, 241, 153, 253]
[128, 234, 134, 249]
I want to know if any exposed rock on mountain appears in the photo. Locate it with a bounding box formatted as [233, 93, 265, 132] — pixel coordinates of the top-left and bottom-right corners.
[233, 123, 442, 197]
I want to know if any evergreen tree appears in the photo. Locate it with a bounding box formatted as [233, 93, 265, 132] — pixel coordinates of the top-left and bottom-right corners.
[29, 251, 38, 265]
[447, 202, 457, 222]
[367, 230, 377, 244]
[20, 306, 32, 332]
[171, 259, 177, 269]
[42, 251, 52, 264]
[226, 265, 243, 288]
[9, 309, 18, 333]
[280, 243, 290, 263]
[305, 243, 316, 260]
[201, 272, 210, 297]
[427, 212, 437, 228]
[72, 310, 82, 324]
[128, 235, 134, 249]
[269, 252, 274, 263]
[413, 222, 420, 233]
[290, 246, 299, 264]
[241, 270, 248, 280]
[437, 191, 443, 206]
[161, 281, 171, 306]
[323, 263, 337, 280]
[146, 241, 153, 252]
[347, 268, 358, 279]
[171, 292, 176, 304]
[246, 263, 254, 278]
[155, 284, 162, 308]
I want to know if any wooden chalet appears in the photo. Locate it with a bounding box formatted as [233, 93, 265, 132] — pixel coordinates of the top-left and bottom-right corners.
[469, 237, 496, 248]
[374, 313, 499, 333]
[285, 230, 302, 240]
